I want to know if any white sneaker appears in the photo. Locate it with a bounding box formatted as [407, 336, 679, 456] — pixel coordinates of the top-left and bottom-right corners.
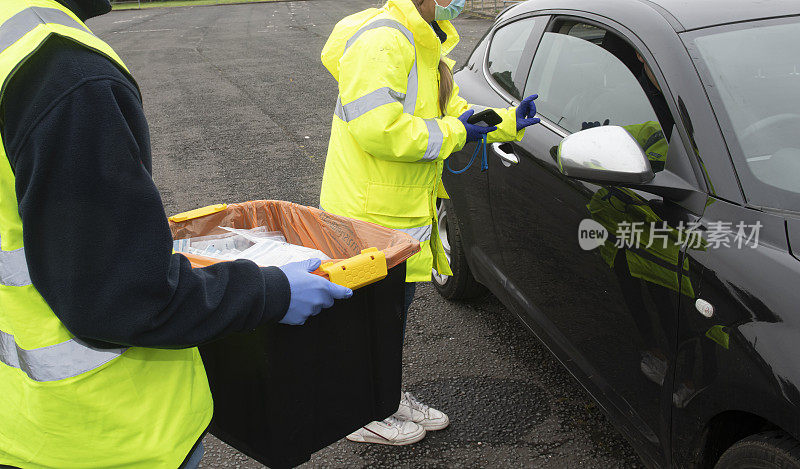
[394, 392, 450, 431]
[345, 416, 426, 445]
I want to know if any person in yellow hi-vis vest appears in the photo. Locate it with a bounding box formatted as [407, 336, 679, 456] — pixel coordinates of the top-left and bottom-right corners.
[0, 1, 352, 467]
[319, 0, 541, 445]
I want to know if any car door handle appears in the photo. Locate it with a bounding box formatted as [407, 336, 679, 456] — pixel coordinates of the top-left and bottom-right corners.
[491, 142, 519, 167]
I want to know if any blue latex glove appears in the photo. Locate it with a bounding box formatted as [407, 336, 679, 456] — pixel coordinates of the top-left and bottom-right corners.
[581, 119, 610, 130]
[458, 109, 497, 144]
[516, 94, 541, 131]
[278, 258, 353, 325]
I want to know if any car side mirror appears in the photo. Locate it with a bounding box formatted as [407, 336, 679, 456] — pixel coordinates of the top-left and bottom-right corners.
[556, 125, 707, 214]
[557, 126, 655, 184]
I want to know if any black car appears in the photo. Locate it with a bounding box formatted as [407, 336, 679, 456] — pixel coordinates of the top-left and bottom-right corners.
[435, 0, 800, 466]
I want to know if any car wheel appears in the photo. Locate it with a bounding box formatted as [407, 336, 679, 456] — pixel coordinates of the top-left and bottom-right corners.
[432, 199, 485, 300]
[715, 431, 800, 468]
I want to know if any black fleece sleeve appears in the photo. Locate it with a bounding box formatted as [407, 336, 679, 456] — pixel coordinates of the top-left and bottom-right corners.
[2, 38, 290, 348]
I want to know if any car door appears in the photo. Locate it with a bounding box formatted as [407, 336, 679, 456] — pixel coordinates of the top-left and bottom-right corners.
[486, 18, 697, 462]
[442, 15, 546, 289]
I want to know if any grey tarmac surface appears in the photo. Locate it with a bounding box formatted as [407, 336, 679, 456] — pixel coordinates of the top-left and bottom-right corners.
[88, 2, 644, 467]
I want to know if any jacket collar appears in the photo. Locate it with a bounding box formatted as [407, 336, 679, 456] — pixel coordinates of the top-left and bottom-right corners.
[438, 19, 459, 56]
[385, 0, 446, 55]
[55, 0, 111, 22]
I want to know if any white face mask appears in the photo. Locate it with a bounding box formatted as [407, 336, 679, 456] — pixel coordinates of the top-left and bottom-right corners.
[434, 0, 465, 22]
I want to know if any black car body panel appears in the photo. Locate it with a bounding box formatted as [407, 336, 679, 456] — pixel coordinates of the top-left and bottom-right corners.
[444, 1, 800, 466]
[672, 200, 800, 464]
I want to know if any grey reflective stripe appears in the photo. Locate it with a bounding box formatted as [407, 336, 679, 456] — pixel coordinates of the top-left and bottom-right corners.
[345, 18, 414, 55]
[0, 329, 127, 382]
[397, 224, 432, 243]
[334, 87, 406, 122]
[0, 247, 31, 286]
[336, 18, 418, 120]
[0, 234, 31, 287]
[405, 55, 419, 115]
[419, 119, 443, 162]
[0, 7, 91, 54]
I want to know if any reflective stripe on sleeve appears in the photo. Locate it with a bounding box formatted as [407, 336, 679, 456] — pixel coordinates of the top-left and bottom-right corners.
[0, 7, 92, 54]
[0, 329, 128, 382]
[335, 18, 418, 121]
[0, 234, 31, 287]
[396, 224, 432, 243]
[334, 87, 406, 122]
[419, 119, 443, 162]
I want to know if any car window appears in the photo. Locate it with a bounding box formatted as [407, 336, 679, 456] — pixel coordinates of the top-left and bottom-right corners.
[524, 28, 659, 135]
[486, 18, 539, 100]
[560, 22, 606, 45]
[691, 19, 800, 210]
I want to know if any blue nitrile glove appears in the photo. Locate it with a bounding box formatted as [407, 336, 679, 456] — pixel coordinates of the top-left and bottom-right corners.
[516, 94, 540, 131]
[278, 258, 353, 325]
[458, 109, 497, 144]
[581, 119, 610, 130]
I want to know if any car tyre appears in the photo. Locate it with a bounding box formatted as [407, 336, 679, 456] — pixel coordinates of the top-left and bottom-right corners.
[432, 199, 485, 300]
[715, 431, 800, 469]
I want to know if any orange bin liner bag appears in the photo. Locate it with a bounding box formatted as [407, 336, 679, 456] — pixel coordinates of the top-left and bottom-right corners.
[169, 200, 420, 281]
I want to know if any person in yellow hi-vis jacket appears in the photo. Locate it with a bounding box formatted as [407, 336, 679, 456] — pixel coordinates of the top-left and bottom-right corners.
[0, 0, 352, 467]
[319, 0, 540, 445]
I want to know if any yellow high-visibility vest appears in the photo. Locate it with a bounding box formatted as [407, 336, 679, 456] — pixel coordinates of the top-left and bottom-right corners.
[0, 1, 212, 467]
[319, 0, 524, 282]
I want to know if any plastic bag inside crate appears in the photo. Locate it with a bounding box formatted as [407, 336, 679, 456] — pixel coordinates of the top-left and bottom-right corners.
[169, 201, 419, 468]
[170, 200, 419, 271]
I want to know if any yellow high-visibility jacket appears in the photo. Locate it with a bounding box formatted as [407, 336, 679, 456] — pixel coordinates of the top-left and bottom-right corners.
[319, 0, 525, 282]
[0, 1, 212, 467]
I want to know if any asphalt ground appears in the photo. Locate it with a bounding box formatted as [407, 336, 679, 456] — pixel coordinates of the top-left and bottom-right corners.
[88, 2, 644, 467]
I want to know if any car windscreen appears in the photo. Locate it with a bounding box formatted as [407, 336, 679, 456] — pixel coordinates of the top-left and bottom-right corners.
[687, 17, 800, 211]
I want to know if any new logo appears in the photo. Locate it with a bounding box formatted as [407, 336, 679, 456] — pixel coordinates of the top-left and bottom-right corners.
[578, 219, 608, 251]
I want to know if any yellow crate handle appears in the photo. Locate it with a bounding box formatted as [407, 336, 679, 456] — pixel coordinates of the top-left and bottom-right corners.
[320, 248, 387, 290]
[169, 203, 227, 222]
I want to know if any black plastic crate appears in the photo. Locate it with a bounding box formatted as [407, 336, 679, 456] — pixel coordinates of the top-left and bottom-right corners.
[199, 263, 405, 468]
